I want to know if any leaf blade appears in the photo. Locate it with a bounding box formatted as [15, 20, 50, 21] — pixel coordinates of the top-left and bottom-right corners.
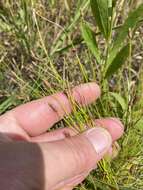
[90, 0, 109, 39]
[109, 92, 127, 111]
[81, 21, 101, 63]
[108, 3, 143, 65]
[105, 43, 130, 78]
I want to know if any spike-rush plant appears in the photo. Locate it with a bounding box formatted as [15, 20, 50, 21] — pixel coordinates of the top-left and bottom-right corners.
[81, 1, 143, 80]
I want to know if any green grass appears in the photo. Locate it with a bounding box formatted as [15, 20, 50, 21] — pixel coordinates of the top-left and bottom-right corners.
[0, 0, 143, 189]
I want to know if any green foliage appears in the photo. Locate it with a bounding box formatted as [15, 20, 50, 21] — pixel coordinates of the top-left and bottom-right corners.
[0, 97, 15, 114]
[109, 92, 127, 111]
[90, 0, 109, 39]
[108, 3, 143, 65]
[81, 21, 101, 63]
[105, 44, 130, 78]
[82, 2, 143, 79]
[51, 0, 90, 55]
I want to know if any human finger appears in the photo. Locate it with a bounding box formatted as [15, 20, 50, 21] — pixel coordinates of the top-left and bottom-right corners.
[7, 82, 100, 136]
[39, 127, 112, 190]
[94, 117, 124, 141]
[31, 127, 77, 142]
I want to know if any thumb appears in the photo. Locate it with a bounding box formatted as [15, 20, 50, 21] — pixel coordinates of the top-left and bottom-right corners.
[39, 127, 112, 190]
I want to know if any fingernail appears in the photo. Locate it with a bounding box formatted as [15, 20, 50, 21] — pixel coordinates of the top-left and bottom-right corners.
[86, 127, 112, 154]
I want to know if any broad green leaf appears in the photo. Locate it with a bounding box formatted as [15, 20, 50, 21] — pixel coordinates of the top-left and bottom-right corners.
[108, 3, 143, 65]
[90, 0, 109, 39]
[105, 44, 130, 78]
[109, 92, 127, 111]
[81, 22, 101, 63]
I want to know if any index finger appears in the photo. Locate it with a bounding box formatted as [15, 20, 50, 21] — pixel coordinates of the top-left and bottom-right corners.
[8, 82, 101, 136]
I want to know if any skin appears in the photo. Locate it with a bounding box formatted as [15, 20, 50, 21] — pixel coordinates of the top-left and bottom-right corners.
[0, 82, 124, 190]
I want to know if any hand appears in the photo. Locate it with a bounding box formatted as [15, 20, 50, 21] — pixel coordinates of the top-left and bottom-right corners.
[0, 82, 124, 190]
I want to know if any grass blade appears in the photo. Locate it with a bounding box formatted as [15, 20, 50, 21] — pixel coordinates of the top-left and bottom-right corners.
[81, 22, 101, 63]
[109, 92, 127, 111]
[105, 44, 130, 78]
[108, 3, 143, 65]
[51, 0, 90, 55]
[90, 0, 109, 39]
[0, 97, 14, 114]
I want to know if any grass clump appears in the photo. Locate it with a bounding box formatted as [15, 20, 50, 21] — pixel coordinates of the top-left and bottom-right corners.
[0, 0, 143, 189]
